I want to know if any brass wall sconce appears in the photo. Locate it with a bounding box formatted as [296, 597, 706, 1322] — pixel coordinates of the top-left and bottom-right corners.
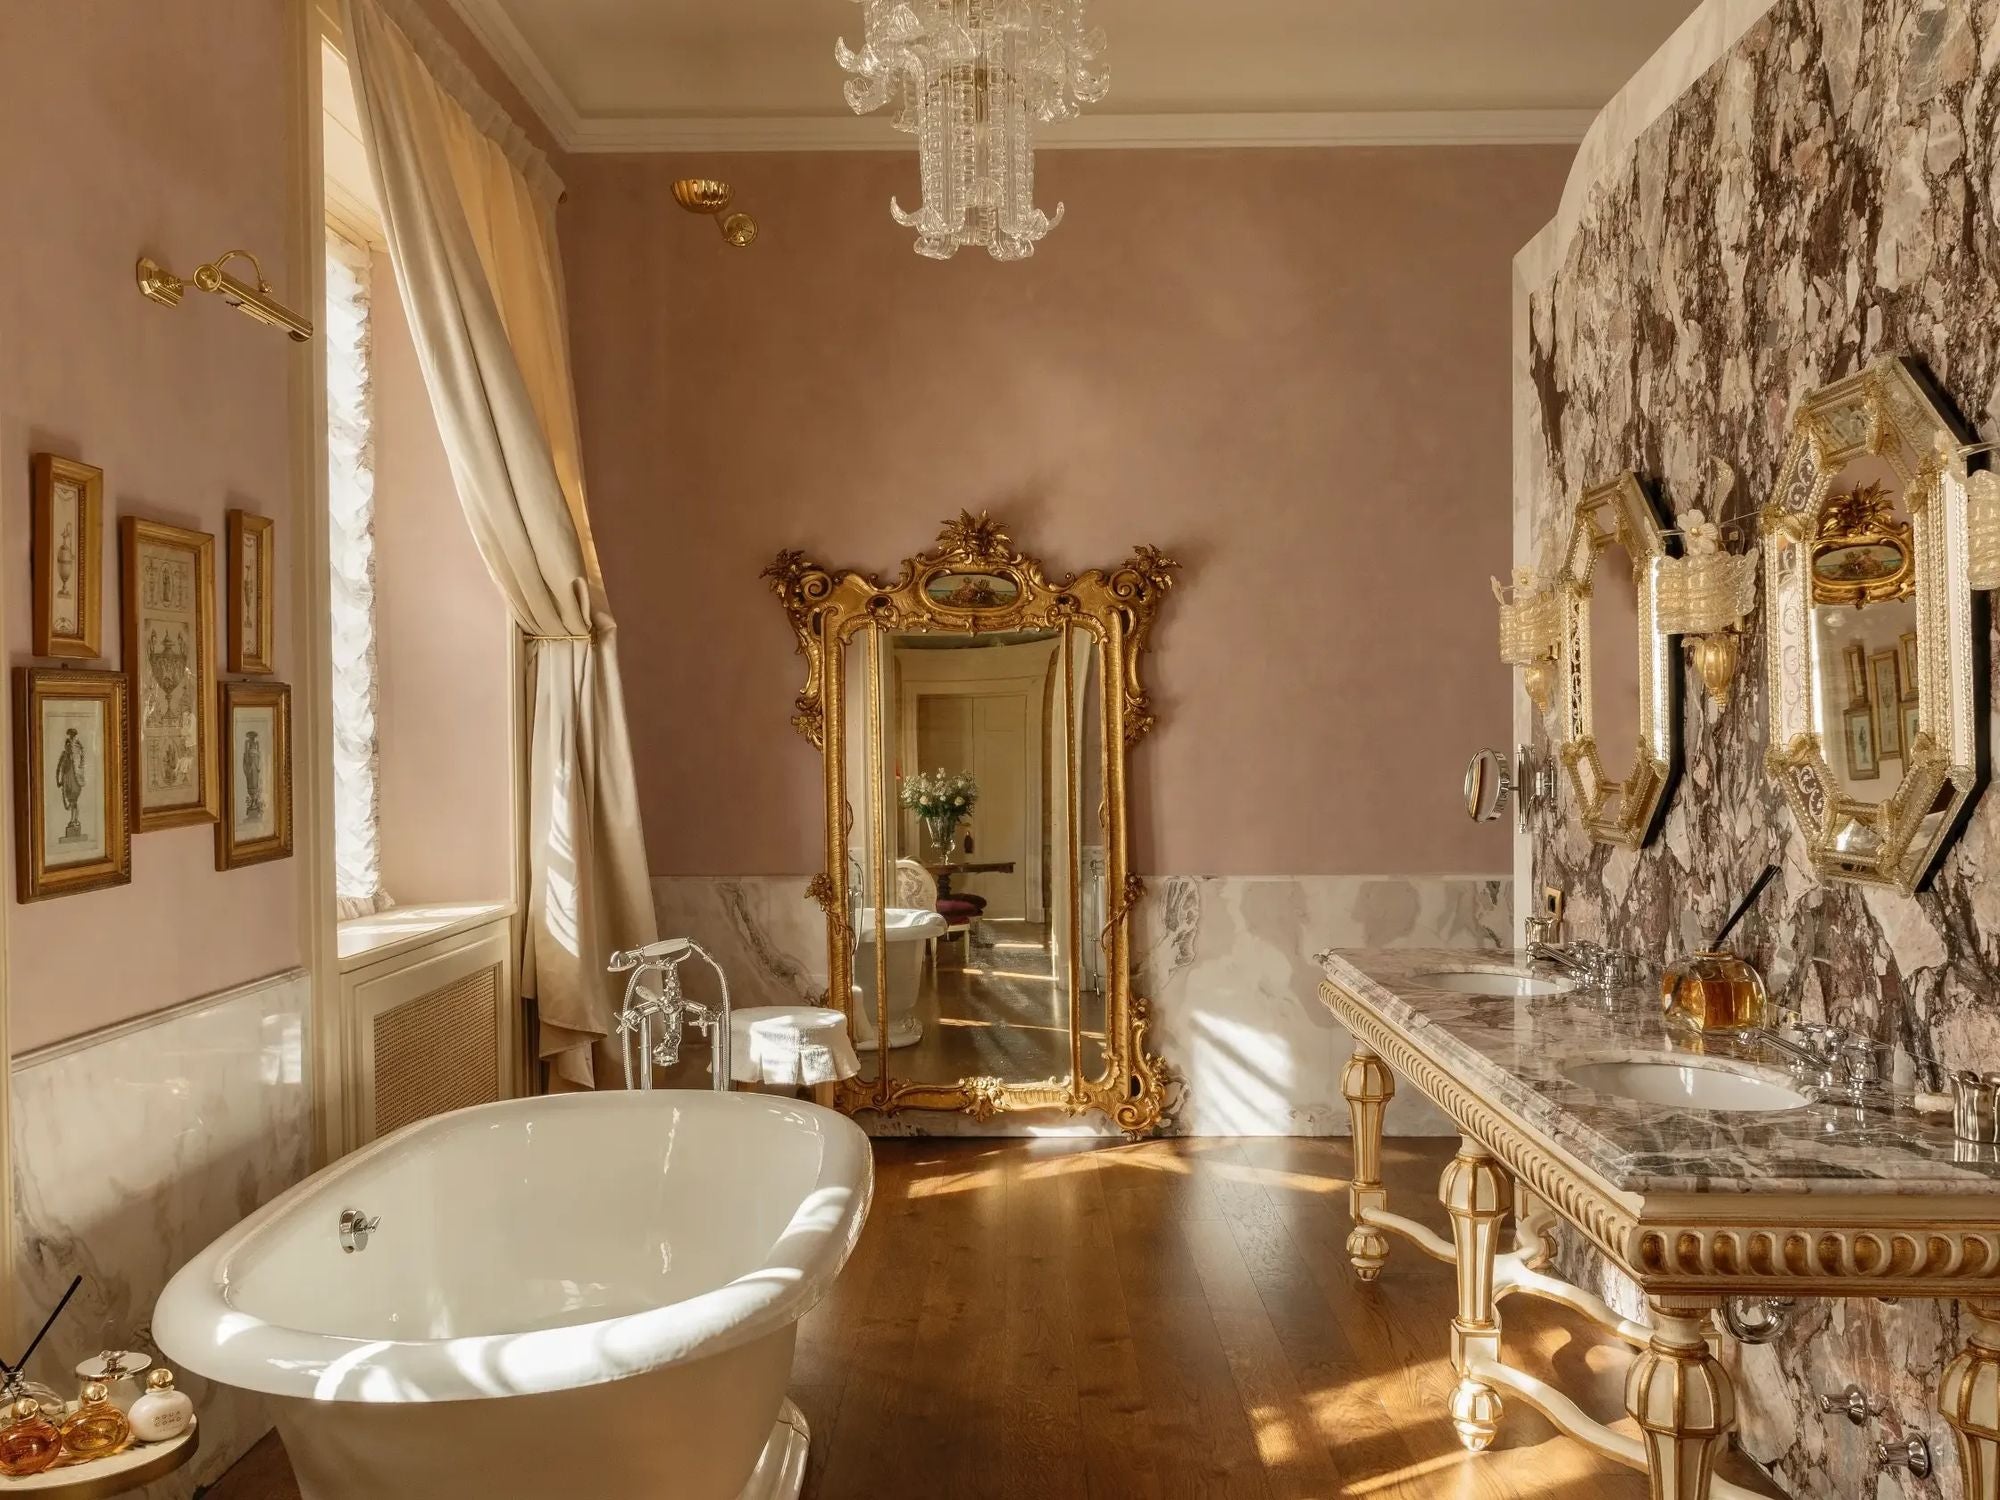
[673, 179, 758, 249]
[1494, 565, 1560, 715]
[137, 250, 314, 342]
[1656, 509, 1758, 706]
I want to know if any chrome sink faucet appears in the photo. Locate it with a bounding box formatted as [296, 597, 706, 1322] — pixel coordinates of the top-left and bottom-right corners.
[1754, 1018, 1890, 1103]
[607, 938, 733, 1091]
[1528, 940, 1644, 994]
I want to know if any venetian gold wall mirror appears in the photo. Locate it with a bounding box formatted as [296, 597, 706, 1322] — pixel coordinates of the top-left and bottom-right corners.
[764, 512, 1181, 1135]
[1762, 356, 1986, 893]
[1554, 472, 1678, 848]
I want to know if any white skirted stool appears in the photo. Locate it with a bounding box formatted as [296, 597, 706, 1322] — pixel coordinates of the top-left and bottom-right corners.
[729, 1006, 863, 1107]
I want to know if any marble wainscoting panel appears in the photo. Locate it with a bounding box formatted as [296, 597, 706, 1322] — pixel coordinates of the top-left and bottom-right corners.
[1137, 877, 1509, 1137]
[10, 969, 313, 1497]
[654, 875, 1509, 1136]
[651, 875, 829, 1003]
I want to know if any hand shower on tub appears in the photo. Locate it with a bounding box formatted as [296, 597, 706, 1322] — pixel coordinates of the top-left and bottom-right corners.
[607, 938, 733, 1091]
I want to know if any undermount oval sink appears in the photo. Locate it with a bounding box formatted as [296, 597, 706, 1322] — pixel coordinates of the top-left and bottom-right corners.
[1414, 969, 1573, 999]
[1564, 1059, 1809, 1113]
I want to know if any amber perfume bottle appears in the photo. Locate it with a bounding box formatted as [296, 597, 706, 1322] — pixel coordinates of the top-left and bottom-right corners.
[60, 1380, 130, 1460]
[1661, 950, 1768, 1034]
[0, 1398, 63, 1476]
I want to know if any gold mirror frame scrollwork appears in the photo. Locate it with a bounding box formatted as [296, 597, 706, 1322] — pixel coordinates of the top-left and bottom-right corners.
[764, 511, 1182, 1136]
[1762, 356, 1986, 894]
[1555, 472, 1679, 848]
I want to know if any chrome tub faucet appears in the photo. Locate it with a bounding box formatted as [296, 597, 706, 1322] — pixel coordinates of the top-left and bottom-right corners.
[607, 938, 733, 1091]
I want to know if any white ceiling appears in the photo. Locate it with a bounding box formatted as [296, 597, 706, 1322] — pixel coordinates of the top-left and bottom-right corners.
[445, 0, 1705, 152]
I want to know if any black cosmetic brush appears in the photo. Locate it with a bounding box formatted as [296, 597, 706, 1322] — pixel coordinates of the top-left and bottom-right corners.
[0, 1274, 81, 1381]
[1708, 863, 1780, 951]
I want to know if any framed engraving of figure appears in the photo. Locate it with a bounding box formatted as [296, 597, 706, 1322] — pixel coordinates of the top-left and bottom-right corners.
[13, 668, 130, 901]
[227, 509, 274, 675]
[120, 517, 217, 831]
[1871, 649, 1905, 760]
[32, 454, 103, 660]
[217, 681, 291, 869]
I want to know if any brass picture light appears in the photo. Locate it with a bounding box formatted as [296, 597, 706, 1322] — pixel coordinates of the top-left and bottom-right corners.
[673, 179, 758, 248]
[137, 249, 314, 342]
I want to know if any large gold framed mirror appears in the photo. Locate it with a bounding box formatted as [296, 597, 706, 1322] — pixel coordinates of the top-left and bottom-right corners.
[1554, 472, 1679, 847]
[764, 512, 1181, 1134]
[1762, 356, 1985, 893]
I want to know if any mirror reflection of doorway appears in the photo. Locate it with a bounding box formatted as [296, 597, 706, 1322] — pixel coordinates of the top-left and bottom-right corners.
[848, 628, 1112, 1088]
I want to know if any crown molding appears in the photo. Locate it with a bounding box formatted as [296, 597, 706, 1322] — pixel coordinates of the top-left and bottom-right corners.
[440, 1, 1593, 155]
[561, 108, 1597, 154]
[442, 0, 585, 143]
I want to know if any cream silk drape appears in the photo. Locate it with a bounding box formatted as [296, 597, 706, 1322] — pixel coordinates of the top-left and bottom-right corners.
[343, 0, 656, 1089]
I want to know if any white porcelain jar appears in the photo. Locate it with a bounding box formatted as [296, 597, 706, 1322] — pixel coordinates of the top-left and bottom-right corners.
[127, 1369, 193, 1443]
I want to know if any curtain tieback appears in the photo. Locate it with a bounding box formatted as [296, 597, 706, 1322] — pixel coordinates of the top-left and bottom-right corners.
[524, 631, 594, 644]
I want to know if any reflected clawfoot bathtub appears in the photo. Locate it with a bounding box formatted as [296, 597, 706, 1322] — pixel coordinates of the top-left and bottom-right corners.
[852, 905, 947, 1047]
[156, 1092, 871, 1499]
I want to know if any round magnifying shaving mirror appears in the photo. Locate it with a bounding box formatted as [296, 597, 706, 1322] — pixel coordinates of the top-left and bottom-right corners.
[1553, 472, 1678, 848]
[1762, 356, 1986, 893]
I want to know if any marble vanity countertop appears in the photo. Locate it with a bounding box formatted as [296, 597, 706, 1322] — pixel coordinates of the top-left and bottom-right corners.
[1319, 948, 2000, 1200]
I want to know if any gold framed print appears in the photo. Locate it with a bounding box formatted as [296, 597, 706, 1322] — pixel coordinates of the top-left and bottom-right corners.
[1843, 705, 1880, 781]
[32, 454, 103, 660]
[1844, 643, 1868, 705]
[227, 509, 274, 675]
[1900, 630, 1919, 699]
[14, 669, 130, 902]
[121, 517, 217, 830]
[1871, 649, 1904, 759]
[216, 681, 291, 869]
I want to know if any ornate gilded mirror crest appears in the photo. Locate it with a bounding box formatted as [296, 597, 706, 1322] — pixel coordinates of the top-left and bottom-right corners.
[764, 512, 1182, 1135]
[1554, 472, 1678, 848]
[1762, 356, 1985, 893]
[1812, 481, 1914, 608]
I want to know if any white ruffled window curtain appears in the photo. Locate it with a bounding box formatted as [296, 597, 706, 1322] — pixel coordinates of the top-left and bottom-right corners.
[343, 0, 658, 1089]
[323, 232, 392, 920]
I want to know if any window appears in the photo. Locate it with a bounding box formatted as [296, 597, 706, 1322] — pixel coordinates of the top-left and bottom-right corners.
[325, 231, 390, 917]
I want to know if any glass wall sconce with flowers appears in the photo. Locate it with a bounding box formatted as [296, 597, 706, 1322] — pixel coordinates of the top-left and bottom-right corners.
[1494, 564, 1561, 715]
[1655, 508, 1759, 706]
[1944, 438, 2000, 590]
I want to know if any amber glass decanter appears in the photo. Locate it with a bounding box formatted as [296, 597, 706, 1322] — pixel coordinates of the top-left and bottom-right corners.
[1661, 950, 1768, 1034]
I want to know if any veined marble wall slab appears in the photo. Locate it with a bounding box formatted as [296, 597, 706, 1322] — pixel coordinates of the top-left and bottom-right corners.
[10, 969, 313, 1496]
[653, 875, 1507, 1136]
[1516, 2, 2000, 1494]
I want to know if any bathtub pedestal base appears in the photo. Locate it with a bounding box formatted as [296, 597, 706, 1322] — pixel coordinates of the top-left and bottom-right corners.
[737, 1399, 810, 1500]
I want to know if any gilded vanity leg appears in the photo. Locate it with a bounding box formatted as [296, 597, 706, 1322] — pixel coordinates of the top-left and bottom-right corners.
[1440, 1137, 1509, 1453]
[1940, 1297, 2000, 1499]
[1341, 1045, 1395, 1281]
[1626, 1296, 1735, 1500]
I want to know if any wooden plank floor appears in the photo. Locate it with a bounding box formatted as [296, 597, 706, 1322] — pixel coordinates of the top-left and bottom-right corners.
[204, 1137, 1782, 1500]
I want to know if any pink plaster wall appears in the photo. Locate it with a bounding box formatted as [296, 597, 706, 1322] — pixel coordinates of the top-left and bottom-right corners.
[0, 1, 307, 1053]
[370, 251, 514, 904]
[565, 147, 1569, 878]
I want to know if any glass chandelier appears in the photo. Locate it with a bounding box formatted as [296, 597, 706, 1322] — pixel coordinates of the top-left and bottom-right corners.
[837, 1, 1109, 261]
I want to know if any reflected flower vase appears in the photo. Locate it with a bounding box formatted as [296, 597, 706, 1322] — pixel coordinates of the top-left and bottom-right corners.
[924, 814, 960, 862]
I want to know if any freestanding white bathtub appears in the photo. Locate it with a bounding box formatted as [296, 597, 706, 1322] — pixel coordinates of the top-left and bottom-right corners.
[155, 1092, 871, 1500]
